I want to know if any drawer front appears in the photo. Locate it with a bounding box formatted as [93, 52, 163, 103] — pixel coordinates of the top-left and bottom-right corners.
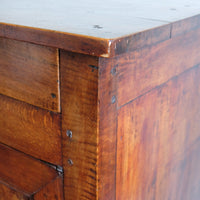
[0, 183, 28, 200]
[0, 143, 62, 198]
[0, 37, 60, 112]
[0, 94, 62, 165]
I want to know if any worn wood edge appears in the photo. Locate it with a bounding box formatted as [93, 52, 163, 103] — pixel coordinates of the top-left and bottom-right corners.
[171, 14, 200, 37]
[0, 22, 109, 57]
[1, 14, 199, 58]
[109, 23, 171, 56]
[109, 14, 200, 57]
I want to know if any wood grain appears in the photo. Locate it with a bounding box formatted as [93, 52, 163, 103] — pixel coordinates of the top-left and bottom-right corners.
[171, 14, 200, 37]
[60, 51, 98, 200]
[0, 143, 59, 196]
[0, 183, 28, 200]
[34, 177, 63, 200]
[0, 37, 60, 112]
[116, 28, 200, 107]
[0, 94, 62, 165]
[1, 2, 200, 57]
[1, 0, 200, 39]
[116, 65, 200, 200]
[0, 23, 109, 57]
[98, 57, 117, 200]
[110, 24, 171, 56]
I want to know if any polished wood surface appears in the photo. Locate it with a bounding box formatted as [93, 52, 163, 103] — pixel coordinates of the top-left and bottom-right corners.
[116, 65, 200, 200]
[0, 183, 28, 200]
[0, 37, 60, 112]
[60, 51, 98, 200]
[0, 94, 62, 165]
[34, 177, 64, 200]
[116, 28, 200, 108]
[1, 1, 200, 57]
[0, 2, 200, 199]
[0, 143, 59, 196]
[98, 57, 118, 200]
[0, 23, 109, 57]
[1, 0, 200, 38]
[110, 14, 200, 56]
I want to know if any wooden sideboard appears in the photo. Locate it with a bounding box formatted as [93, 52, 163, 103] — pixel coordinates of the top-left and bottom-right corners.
[0, 1, 200, 199]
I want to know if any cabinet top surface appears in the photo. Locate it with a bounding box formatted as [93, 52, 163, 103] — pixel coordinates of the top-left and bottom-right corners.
[1, 0, 200, 39]
[1, 0, 200, 57]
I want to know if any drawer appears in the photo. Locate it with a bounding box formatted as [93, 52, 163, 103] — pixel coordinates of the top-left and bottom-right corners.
[0, 143, 63, 199]
[0, 183, 28, 200]
[0, 94, 62, 165]
[0, 37, 60, 112]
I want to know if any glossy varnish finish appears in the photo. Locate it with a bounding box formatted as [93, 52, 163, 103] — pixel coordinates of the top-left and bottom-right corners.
[98, 57, 118, 200]
[0, 37, 60, 112]
[60, 51, 98, 200]
[117, 65, 200, 200]
[1, 2, 200, 199]
[116, 28, 200, 108]
[0, 94, 62, 165]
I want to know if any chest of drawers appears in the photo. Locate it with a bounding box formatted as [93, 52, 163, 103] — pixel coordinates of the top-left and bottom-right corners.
[0, 1, 200, 199]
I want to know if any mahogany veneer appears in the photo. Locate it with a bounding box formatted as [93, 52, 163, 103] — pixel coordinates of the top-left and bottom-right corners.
[0, 1, 200, 199]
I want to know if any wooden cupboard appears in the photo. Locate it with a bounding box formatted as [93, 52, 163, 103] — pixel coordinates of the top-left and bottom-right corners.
[0, 1, 200, 199]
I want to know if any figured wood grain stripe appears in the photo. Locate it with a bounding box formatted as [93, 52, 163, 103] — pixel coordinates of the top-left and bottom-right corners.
[116, 65, 200, 200]
[0, 143, 59, 196]
[0, 94, 62, 165]
[60, 51, 98, 200]
[34, 177, 64, 200]
[0, 37, 60, 112]
[116, 28, 200, 108]
[98, 57, 118, 200]
[0, 183, 28, 200]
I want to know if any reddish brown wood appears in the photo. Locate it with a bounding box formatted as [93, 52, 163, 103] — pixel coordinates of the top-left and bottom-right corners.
[0, 183, 28, 200]
[116, 28, 200, 108]
[0, 143, 59, 196]
[171, 14, 200, 37]
[0, 94, 62, 165]
[33, 177, 64, 200]
[116, 65, 200, 200]
[1, 3, 200, 199]
[0, 23, 109, 57]
[0, 37, 60, 112]
[1, 2, 200, 57]
[60, 51, 98, 200]
[98, 58, 118, 200]
[110, 24, 171, 56]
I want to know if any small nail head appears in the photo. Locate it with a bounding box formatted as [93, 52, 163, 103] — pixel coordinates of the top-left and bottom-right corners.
[66, 130, 72, 138]
[68, 159, 73, 165]
[111, 96, 116, 104]
[111, 67, 116, 75]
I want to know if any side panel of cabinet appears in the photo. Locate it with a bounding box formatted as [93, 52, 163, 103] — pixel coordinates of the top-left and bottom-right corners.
[116, 28, 200, 108]
[116, 65, 200, 200]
